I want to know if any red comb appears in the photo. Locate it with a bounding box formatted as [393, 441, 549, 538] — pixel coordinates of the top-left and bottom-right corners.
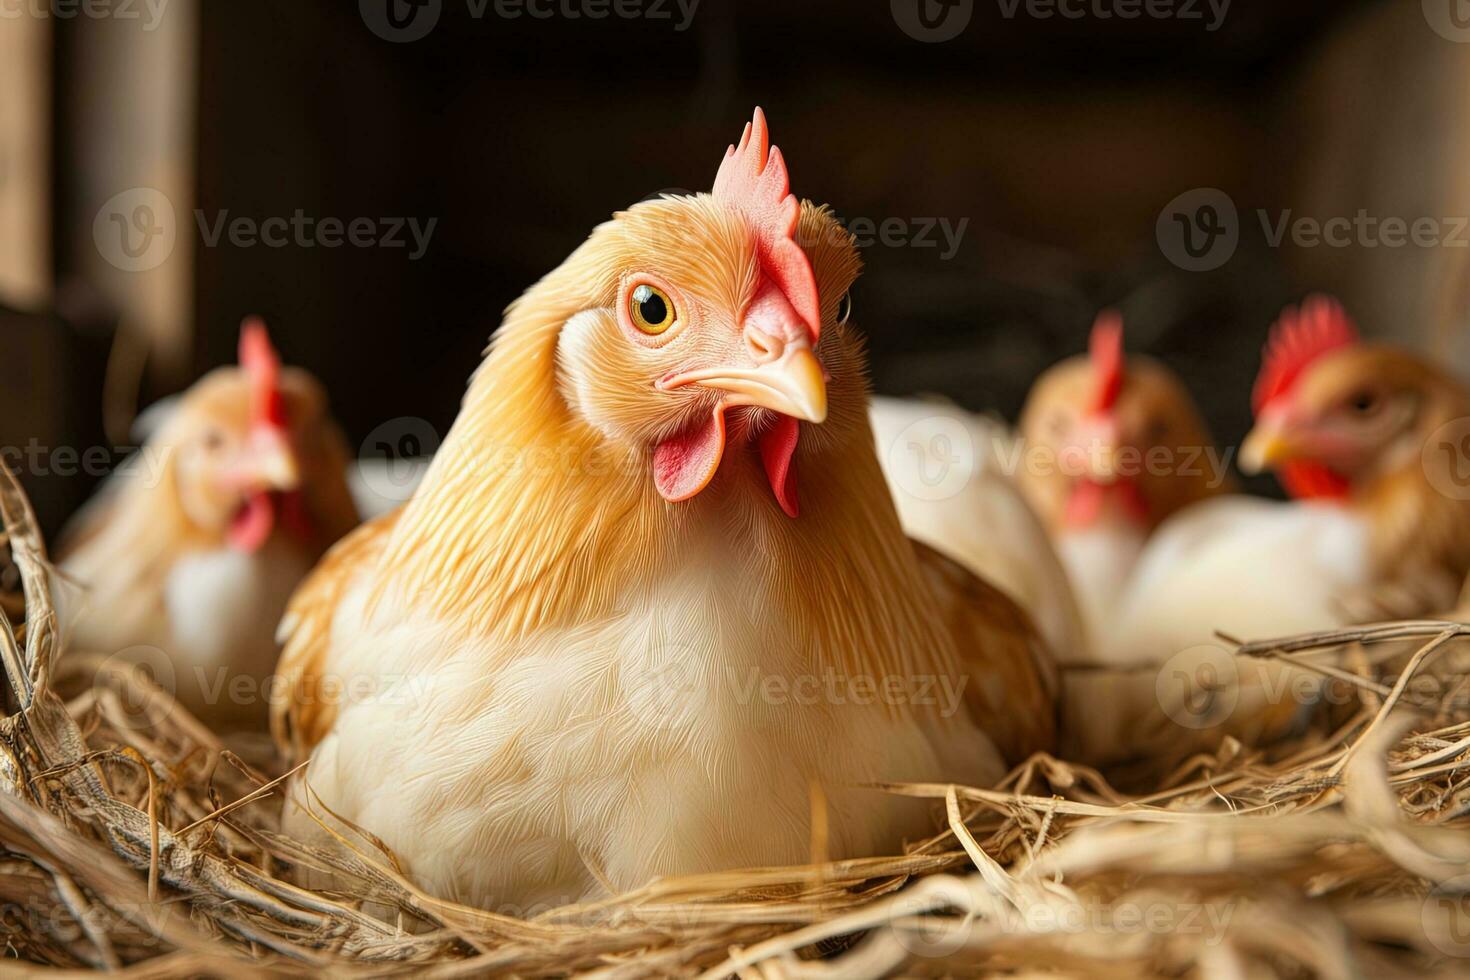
[1087, 310, 1125, 415]
[1252, 295, 1359, 415]
[238, 316, 287, 430]
[712, 107, 821, 339]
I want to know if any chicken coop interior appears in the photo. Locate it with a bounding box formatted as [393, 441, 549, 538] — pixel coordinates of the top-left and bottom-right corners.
[4, 0, 1470, 976]
[4, 0, 1467, 535]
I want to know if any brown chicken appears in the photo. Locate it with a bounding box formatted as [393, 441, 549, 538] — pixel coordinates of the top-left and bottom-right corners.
[272, 109, 1055, 910]
[1240, 295, 1470, 617]
[1016, 313, 1229, 657]
[1085, 297, 1470, 766]
[58, 320, 359, 731]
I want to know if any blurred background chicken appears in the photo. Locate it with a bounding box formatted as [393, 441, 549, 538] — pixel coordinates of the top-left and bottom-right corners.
[869, 396, 1088, 663]
[57, 320, 358, 731]
[1014, 313, 1228, 657]
[1087, 297, 1470, 762]
[274, 110, 1055, 909]
[1111, 296, 1470, 655]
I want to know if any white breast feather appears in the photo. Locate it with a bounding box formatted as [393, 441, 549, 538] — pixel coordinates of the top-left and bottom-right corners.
[286, 527, 1003, 909]
[163, 539, 311, 709]
[1056, 523, 1145, 664]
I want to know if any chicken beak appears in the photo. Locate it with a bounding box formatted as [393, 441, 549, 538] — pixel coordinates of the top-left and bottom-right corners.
[1072, 415, 1121, 482]
[660, 343, 828, 424]
[247, 428, 301, 492]
[1239, 417, 1292, 475]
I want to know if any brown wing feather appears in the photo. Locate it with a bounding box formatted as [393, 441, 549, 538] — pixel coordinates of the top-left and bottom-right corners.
[912, 539, 1058, 763]
[271, 508, 399, 758]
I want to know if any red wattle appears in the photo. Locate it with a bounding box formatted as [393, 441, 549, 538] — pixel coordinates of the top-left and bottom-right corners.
[1280, 461, 1350, 500]
[1063, 479, 1148, 528]
[653, 408, 727, 503]
[228, 492, 276, 552]
[758, 414, 801, 519]
[1064, 481, 1104, 527]
[280, 491, 314, 540]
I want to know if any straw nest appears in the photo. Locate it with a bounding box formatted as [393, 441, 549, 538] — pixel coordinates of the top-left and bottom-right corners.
[3, 459, 1470, 979]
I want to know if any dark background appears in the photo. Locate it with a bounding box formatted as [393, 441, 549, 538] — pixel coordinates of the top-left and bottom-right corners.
[183, 0, 1355, 432]
[8, 0, 1468, 534]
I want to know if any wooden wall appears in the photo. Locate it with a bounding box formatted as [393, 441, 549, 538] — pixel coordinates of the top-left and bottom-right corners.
[0, 13, 50, 309]
[1283, 1, 1470, 375]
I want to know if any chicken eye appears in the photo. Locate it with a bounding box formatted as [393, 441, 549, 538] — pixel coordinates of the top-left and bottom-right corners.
[629, 283, 676, 335]
[837, 292, 852, 324]
[1347, 390, 1380, 416]
[202, 428, 226, 452]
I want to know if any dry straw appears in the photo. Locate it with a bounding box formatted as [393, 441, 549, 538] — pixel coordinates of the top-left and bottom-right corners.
[2, 457, 1469, 977]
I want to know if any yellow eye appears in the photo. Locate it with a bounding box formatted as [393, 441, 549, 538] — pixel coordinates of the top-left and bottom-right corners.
[629, 283, 676, 335]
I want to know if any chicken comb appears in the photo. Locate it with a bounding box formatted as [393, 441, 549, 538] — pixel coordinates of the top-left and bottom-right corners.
[712, 107, 821, 339]
[1252, 295, 1360, 415]
[1087, 310, 1125, 415]
[239, 317, 288, 430]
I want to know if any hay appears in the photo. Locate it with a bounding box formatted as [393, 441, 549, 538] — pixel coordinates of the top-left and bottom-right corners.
[2, 459, 1470, 979]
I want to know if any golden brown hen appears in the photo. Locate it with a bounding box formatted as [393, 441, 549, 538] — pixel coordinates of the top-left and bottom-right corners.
[58, 321, 358, 731]
[272, 109, 1055, 910]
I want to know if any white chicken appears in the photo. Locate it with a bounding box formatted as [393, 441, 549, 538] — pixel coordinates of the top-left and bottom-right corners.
[870, 395, 1088, 662]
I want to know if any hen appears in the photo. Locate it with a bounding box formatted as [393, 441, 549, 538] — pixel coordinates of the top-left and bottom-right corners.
[1096, 297, 1470, 756]
[58, 320, 358, 730]
[274, 109, 1055, 909]
[1015, 313, 1227, 658]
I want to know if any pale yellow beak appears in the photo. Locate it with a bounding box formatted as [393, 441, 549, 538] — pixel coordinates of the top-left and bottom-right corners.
[660, 345, 828, 423]
[1239, 419, 1292, 475]
[1068, 416, 1121, 482]
[1089, 443, 1120, 481]
[247, 429, 301, 491]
